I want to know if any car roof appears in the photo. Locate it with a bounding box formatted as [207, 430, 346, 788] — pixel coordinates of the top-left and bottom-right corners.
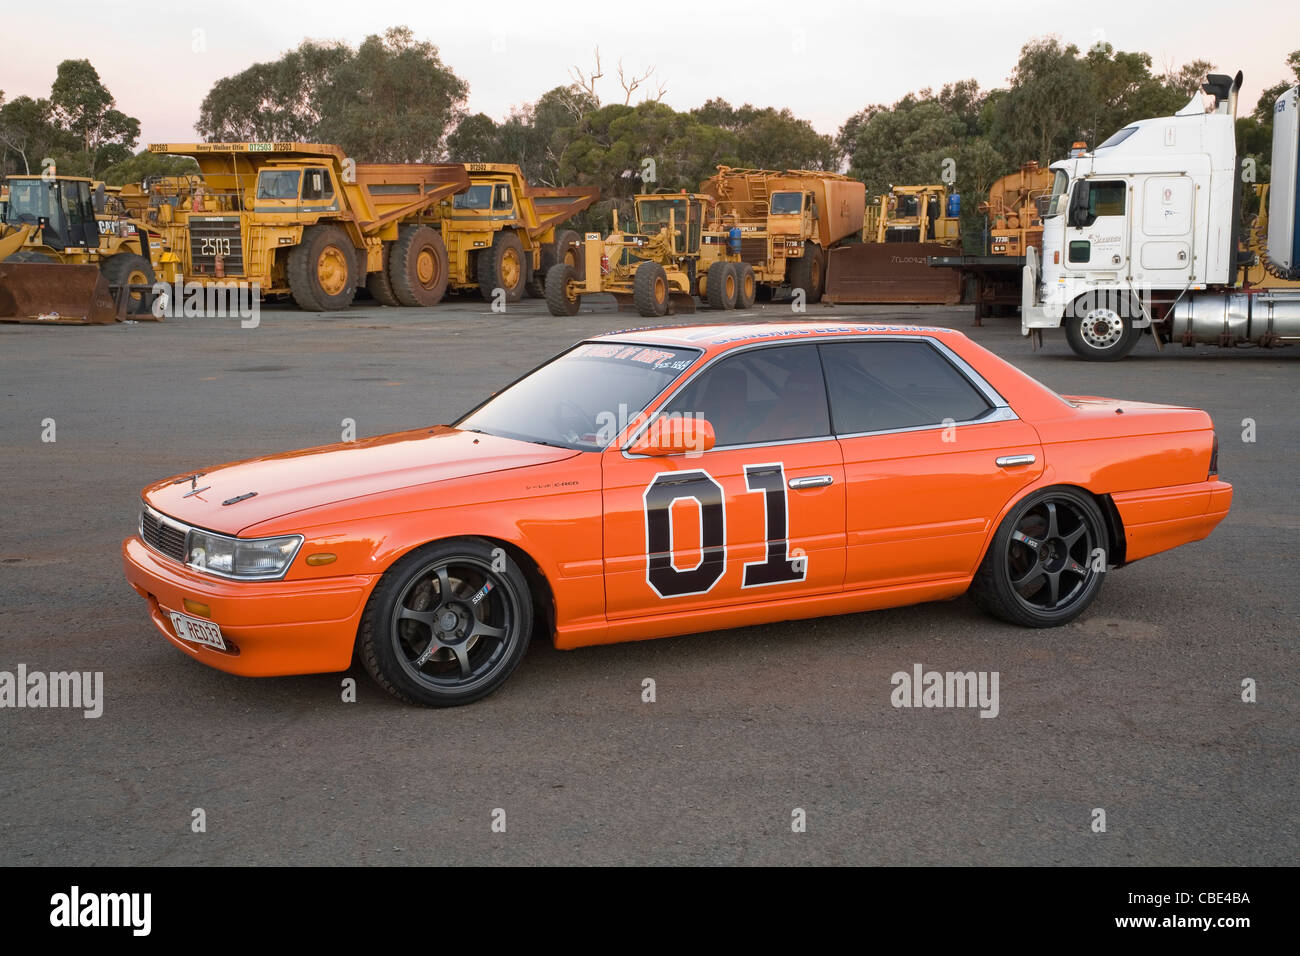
[590, 322, 966, 356]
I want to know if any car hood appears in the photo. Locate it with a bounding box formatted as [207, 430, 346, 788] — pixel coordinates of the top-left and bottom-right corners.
[141, 426, 580, 535]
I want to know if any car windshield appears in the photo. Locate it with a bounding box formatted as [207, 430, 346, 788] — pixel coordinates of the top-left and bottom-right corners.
[770, 192, 802, 215]
[452, 185, 494, 210]
[456, 342, 702, 450]
[1043, 169, 1070, 218]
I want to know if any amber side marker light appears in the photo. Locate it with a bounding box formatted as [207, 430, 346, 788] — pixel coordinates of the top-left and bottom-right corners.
[305, 553, 338, 567]
[183, 599, 212, 618]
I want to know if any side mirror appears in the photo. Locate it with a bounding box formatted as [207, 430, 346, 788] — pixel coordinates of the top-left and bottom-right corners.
[629, 415, 716, 456]
[1067, 182, 1092, 228]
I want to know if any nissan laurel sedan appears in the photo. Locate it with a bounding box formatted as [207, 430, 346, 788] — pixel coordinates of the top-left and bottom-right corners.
[122, 324, 1232, 706]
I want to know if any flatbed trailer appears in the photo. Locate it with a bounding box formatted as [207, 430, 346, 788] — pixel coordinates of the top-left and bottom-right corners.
[928, 254, 1025, 324]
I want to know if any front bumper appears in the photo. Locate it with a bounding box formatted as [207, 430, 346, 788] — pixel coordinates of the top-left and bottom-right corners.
[122, 536, 376, 676]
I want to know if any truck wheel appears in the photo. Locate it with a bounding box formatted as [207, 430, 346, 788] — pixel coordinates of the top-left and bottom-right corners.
[358, 538, 534, 707]
[968, 486, 1107, 628]
[706, 261, 737, 310]
[389, 225, 449, 308]
[287, 224, 358, 311]
[1064, 294, 1140, 360]
[789, 242, 825, 303]
[544, 263, 581, 316]
[735, 263, 756, 309]
[633, 262, 669, 317]
[478, 231, 527, 303]
[366, 243, 401, 307]
[527, 229, 580, 297]
[6, 250, 55, 263]
[101, 253, 156, 315]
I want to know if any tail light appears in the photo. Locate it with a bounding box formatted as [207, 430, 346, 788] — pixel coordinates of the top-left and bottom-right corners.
[1208, 434, 1219, 478]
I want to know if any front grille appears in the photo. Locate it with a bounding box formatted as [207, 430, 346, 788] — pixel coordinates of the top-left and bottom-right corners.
[188, 216, 245, 276]
[740, 237, 768, 264]
[141, 508, 188, 562]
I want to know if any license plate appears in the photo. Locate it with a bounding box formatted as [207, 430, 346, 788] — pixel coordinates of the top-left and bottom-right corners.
[169, 610, 226, 651]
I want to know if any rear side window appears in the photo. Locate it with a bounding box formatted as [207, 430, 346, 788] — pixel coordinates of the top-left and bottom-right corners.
[819, 341, 992, 434]
[664, 344, 830, 447]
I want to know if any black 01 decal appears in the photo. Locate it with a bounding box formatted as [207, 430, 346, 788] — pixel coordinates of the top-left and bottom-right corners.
[742, 463, 807, 588]
[643, 471, 726, 598]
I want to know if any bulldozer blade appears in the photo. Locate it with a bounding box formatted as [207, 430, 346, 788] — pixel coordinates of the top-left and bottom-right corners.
[0, 263, 126, 325]
[824, 242, 963, 305]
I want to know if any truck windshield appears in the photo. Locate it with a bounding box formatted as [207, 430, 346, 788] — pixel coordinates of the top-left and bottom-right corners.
[256, 170, 301, 200]
[452, 185, 494, 210]
[1043, 170, 1070, 218]
[770, 192, 802, 215]
[457, 342, 701, 451]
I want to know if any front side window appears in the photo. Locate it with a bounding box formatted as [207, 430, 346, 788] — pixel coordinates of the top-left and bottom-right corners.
[663, 344, 830, 447]
[1087, 181, 1126, 218]
[256, 169, 301, 201]
[820, 340, 992, 434]
[1043, 169, 1070, 219]
[493, 184, 512, 210]
[770, 192, 802, 215]
[457, 342, 700, 451]
[301, 168, 334, 201]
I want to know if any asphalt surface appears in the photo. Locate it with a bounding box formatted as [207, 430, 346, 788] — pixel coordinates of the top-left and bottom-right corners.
[1, 294, 1296, 866]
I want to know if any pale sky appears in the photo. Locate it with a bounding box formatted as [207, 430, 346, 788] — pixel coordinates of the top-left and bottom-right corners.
[4, 0, 1297, 148]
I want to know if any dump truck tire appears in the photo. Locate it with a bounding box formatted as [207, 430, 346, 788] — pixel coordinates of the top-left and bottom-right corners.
[478, 230, 527, 303]
[389, 225, 449, 308]
[735, 263, 757, 309]
[789, 242, 826, 304]
[288, 224, 358, 311]
[366, 243, 401, 307]
[633, 262, 670, 317]
[706, 261, 737, 310]
[545, 263, 581, 316]
[101, 252, 156, 315]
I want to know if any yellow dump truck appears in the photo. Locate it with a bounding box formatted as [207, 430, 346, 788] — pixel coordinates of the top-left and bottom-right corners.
[433, 163, 599, 303]
[698, 166, 865, 303]
[142, 143, 470, 310]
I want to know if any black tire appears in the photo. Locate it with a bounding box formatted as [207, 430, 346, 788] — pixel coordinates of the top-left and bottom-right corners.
[388, 225, 449, 307]
[633, 261, 669, 317]
[101, 252, 156, 315]
[526, 228, 580, 297]
[287, 224, 358, 311]
[788, 241, 826, 303]
[735, 262, 756, 309]
[969, 486, 1108, 628]
[366, 243, 401, 307]
[706, 261, 738, 310]
[6, 250, 55, 263]
[1064, 292, 1141, 360]
[477, 230, 527, 303]
[544, 262, 581, 316]
[358, 538, 534, 707]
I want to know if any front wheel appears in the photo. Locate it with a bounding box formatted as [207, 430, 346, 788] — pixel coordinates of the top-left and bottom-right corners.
[359, 539, 534, 707]
[1064, 295, 1140, 360]
[969, 487, 1107, 628]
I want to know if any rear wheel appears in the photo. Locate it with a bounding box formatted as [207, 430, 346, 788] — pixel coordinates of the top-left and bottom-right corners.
[1064, 293, 1141, 360]
[544, 262, 581, 316]
[388, 225, 449, 307]
[788, 242, 825, 303]
[735, 263, 756, 309]
[633, 262, 670, 317]
[287, 224, 357, 311]
[477, 230, 527, 303]
[359, 539, 534, 707]
[706, 261, 737, 310]
[366, 243, 400, 306]
[969, 487, 1107, 627]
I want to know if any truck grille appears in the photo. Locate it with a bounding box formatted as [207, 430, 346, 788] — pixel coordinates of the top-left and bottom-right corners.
[189, 217, 245, 276]
[741, 237, 769, 264]
[141, 507, 188, 562]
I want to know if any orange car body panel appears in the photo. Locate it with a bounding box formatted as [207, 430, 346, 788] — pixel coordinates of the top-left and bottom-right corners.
[122, 323, 1231, 675]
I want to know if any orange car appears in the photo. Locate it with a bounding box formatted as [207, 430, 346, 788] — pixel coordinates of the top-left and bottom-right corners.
[123, 324, 1231, 706]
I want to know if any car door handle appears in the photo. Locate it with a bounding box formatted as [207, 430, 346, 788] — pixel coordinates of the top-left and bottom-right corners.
[995, 454, 1036, 467]
[789, 475, 834, 489]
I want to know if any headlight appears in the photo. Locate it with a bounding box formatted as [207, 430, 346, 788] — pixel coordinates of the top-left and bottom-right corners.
[186, 529, 303, 580]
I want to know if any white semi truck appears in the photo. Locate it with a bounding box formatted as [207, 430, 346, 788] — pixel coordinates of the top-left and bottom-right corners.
[1021, 72, 1300, 360]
